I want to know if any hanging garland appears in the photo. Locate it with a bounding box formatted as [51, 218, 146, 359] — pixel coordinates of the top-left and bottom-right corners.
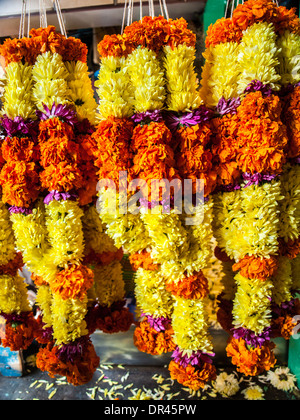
[201, 0, 300, 377]
[0, 23, 133, 385]
[94, 15, 218, 391]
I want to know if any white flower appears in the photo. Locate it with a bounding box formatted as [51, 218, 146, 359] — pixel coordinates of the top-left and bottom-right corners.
[242, 385, 265, 400]
[266, 367, 297, 392]
[213, 371, 240, 398]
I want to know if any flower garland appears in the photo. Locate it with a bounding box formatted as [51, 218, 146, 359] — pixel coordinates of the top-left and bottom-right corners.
[0, 35, 39, 352]
[0, 26, 131, 385]
[94, 15, 218, 391]
[201, 0, 300, 377]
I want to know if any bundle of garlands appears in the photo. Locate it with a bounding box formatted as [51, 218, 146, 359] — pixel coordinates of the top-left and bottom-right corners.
[93, 15, 219, 391]
[200, 0, 300, 377]
[0, 25, 133, 386]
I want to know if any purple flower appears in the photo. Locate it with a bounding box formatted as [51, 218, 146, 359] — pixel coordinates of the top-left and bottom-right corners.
[242, 172, 278, 188]
[36, 103, 78, 126]
[1, 115, 39, 139]
[57, 336, 90, 363]
[172, 347, 215, 368]
[244, 80, 273, 97]
[142, 314, 171, 332]
[216, 97, 241, 116]
[9, 206, 33, 215]
[44, 190, 78, 205]
[131, 110, 163, 124]
[164, 106, 214, 133]
[232, 327, 271, 348]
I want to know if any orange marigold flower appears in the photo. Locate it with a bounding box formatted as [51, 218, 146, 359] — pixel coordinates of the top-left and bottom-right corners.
[275, 6, 300, 35]
[232, 0, 279, 31]
[31, 274, 48, 287]
[175, 122, 216, 195]
[226, 336, 276, 376]
[38, 117, 75, 144]
[36, 339, 100, 386]
[98, 33, 133, 59]
[205, 17, 243, 48]
[123, 16, 169, 53]
[169, 360, 217, 391]
[133, 320, 176, 355]
[168, 17, 196, 49]
[40, 162, 84, 192]
[92, 116, 133, 188]
[0, 161, 40, 207]
[166, 271, 209, 300]
[0, 312, 37, 351]
[272, 316, 299, 340]
[232, 255, 279, 281]
[129, 251, 159, 271]
[130, 122, 178, 198]
[0, 37, 31, 66]
[63, 36, 88, 63]
[131, 121, 172, 150]
[51, 264, 94, 301]
[2, 136, 39, 163]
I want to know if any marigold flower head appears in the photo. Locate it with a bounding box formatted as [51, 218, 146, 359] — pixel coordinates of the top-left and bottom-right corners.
[129, 251, 159, 271]
[133, 320, 176, 355]
[169, 360, 217, 391]
[205, 18, 243, 48]
[226, 336, 276, 376]
[0, 161, 40, 207]
[232, 255, 279, 281]
[166, 271, 209, 300]
[0, 312, 37, 351]
[51, 264, 94, 301]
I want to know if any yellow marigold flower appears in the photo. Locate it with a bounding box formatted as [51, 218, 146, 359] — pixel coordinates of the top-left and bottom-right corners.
[233, 273, 273, 335]
[45, 199, 85, 268]
[141, 206, 189, 265]
[83, 205, 118, 255]
[99, 190, 152, 254]
[277, 30, 300, 85]
[96, 55, 134, 119]
[237, 22, 281, 94]
[35, 284, 53, 328]
[0, 274, 31, 314]
[51, 293, 88, 345]
[128, 47, 166, 112]
[164, 44, 201, 112]
[213, 189, 246, 262]
[2, 61, 35, 120]
[11, 200, 58, 283]
[135, 267, 174, 319]
[172, 297, 213, 356]
[65, 61, 98, 125]
[0, 201, 16, 266]
[200, 42, 240, 108]
[32, 51, 71, 111]
[160, 200, 215, 281]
